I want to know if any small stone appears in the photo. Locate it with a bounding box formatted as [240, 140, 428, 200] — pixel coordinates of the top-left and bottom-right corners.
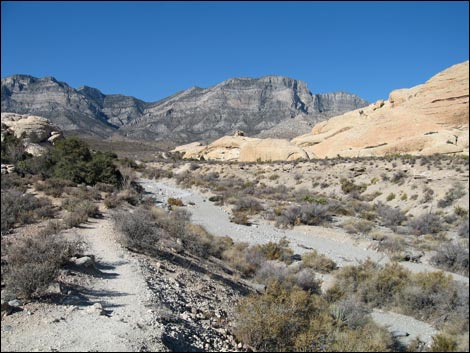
[3, 325, 13, 331]
[86, 303, 105, 315]
[74, 256, 95, 268]
[8, 299, 22, 308]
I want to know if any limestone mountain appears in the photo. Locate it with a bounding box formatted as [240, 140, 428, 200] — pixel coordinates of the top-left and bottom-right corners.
[1, 74, 368, 144]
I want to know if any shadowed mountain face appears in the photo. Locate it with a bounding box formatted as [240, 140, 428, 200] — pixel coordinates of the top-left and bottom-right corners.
[1, 74, 368, 144]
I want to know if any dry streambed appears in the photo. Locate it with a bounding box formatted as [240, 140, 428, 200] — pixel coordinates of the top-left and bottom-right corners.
[139, 177, 467, 346]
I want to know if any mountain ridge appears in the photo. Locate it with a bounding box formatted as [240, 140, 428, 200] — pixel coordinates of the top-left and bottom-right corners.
[1, 73, 369, 144]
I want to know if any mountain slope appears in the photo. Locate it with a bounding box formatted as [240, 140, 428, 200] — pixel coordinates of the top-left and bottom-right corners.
[1, 74, 368, 143]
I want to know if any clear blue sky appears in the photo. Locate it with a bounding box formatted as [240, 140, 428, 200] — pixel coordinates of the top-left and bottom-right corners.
[1, 1, 469, 103]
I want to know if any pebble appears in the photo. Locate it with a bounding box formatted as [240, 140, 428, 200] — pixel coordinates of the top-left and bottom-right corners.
[8, 299, 22, 308]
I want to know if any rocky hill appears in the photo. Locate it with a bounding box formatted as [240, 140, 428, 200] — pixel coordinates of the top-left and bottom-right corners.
[1, 74, 368, 144]
[174, 61, 469, 161]
[292, 60, 469, 158]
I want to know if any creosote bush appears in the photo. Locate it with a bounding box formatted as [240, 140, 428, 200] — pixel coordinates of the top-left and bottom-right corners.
[235, 281, 393, 352]
[301, 250, 337, 273]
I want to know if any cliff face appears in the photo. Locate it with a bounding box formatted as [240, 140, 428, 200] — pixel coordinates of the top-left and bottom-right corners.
[1, 74, 368, 143]
[1, 75, 115, 137]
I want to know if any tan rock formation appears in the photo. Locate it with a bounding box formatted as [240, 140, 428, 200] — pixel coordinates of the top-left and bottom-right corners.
[239, 138, 308, 162]
[292, 61, 469, 158]
[1, 112, 64, 156]
[172, 136, 308, 162]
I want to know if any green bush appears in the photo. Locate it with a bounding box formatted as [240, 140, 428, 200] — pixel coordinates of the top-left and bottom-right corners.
[52, 137, 122, 187]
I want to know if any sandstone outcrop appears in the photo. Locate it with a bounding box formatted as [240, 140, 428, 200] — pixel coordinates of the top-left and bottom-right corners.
[292, 61, 469, 158]
[1, 112, 64, 156]
[172, 136, 308, 162]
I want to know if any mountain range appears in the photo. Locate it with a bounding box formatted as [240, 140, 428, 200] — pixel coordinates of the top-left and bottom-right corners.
[1, 74, 368, 145]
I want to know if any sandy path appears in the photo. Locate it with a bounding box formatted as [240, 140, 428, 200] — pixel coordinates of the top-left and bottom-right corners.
[1, 215, 165, 352]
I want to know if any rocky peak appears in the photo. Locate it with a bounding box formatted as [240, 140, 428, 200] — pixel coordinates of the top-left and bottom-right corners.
[77, 85, 106, 103]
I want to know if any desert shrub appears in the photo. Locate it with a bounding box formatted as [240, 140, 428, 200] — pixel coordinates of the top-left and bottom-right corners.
[1, 189, 55, 234]
[234, 282, 330, 352]
[437, 183, 466, 208]
[330, 298, 370, 330]
[340, 178, 367, 195]
[391, 170, 407, 184]
[180, 223, 212, 258]
[327, 261, 410, 308]
[275, 205, 301, 228]
[396, 271, 460, 323]
[430, 242, 469, 276]
[327, 321, 393, 352]
[94, 182, 116, 193]
[3, 233, 84, 298]
[255, 260, 291, 286]
[231, 211, 250, 225]
[256, 238, 293, 263]
[222, 242, 257, 276]
[299, 203, 332, 226]
[235, 282, 393, 352]
[103, 193, 121, 209]
[301, 250, 337, 273]
[1, 173, 31, 192]
[342, 219, 374, 235]
[115, 188, 141, 206]
[421, 187, 435, 204]
[386, 192, 396, 201]
[408, 212, 442, 235]
[113, 208, 161, 249]
[233, 197, 263, 214]
[61, 198, 99, 218]
[376, 203, 407, 228]
[458, 220, 469, 238]
[34, 178, 76, 197]
[374, 236, 406, 255]
[67, 185, 102, 201]
[168, 197, 184, 207]
[429, 334, 459, 352]
[295, 268, 322, 293]
[39, 220, 65, 236]
[63, 209, 89, 228]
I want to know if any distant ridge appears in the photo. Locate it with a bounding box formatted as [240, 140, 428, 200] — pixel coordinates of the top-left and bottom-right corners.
[1, 74, 368, 144]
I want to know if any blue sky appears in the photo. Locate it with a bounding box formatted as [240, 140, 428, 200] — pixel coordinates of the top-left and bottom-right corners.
[1, 1, 469, 103]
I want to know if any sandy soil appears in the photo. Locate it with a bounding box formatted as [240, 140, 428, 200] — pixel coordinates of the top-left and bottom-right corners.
[1, 214, 166, 352]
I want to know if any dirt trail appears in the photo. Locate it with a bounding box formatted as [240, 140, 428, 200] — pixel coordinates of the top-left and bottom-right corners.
[1, 215, 165, 352]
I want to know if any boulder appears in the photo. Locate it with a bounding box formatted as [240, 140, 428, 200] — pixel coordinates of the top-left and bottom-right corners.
[1, 113, 64, 156]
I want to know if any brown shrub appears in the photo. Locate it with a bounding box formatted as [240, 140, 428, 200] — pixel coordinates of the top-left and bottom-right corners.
[3, 234, 84, 299]
[301, 250, 337, 273]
